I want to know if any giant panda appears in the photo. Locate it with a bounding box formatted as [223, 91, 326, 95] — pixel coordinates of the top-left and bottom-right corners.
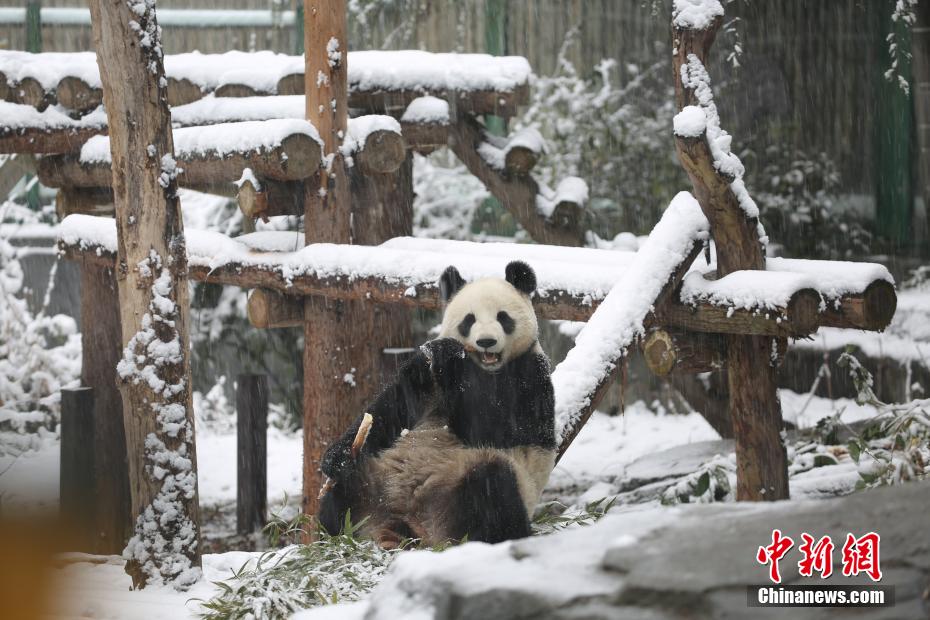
[318, 260, 556, 548]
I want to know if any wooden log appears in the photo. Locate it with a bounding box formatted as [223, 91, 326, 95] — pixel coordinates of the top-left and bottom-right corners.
[166, 77, 203, 107]
[0, 71, 10, 102]
[819, 280, 897, 331]
[56, 76, 103, 113]
[348, 84, 528, 118]
[673, 12, 788, 502]
[215, 83, 263, 98]
[89, 0, 200, 586]
[37, 133, 321, 187]
[237, 177, 306, 219]
[642, 329, 726, 376]
[13, 76, 51, 110]
[60, 387, 97, 551]
[349, 150, 415, 246]
[0, 126, 105, 155]
[449, 113, 584, 246]
[400, 120, 448, 154]
[63, 243, 849, 336]
[236, 374, 268, 535]
[504, 145, 538, 175]
[79, 262, 131, 556]
[669, 371, 733, 439]
[276, 72, 304, 96]
[556, 240, 704, 461]
[247, 289, 304, 328]
[659, 288, 821, 338]
[353, 128, 406, 175]
[56, 187, 114, 219]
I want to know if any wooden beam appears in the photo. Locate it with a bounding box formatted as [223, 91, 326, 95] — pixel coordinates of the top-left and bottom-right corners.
[78, 262, 131, 556]
[673, 10, 788, 502]
[89, 0, 200, 587]
[0, 126, 105, 155]
[37, 133, 321, 187]
[400, 120, 448, 154]
[448, 112, 584, 246]
[56, 187, 114, 219]
[247, 289, 304, 328]
[819, 280, 897, 331]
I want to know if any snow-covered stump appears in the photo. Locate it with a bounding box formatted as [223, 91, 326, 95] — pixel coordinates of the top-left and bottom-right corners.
[60, 387, 96, 551]
[671, 0, 788, 501]
[236, 374, 268, 535]
[79, 261, 131, 555]
[88, 0, 200, 588]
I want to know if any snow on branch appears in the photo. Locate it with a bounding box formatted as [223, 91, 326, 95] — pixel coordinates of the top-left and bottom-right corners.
[672, 0, 724, 31]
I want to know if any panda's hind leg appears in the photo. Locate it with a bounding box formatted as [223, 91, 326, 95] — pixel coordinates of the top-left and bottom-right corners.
[448, 458, 531, 544]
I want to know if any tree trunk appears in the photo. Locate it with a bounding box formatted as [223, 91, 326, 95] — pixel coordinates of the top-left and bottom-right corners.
[88, 0, 200, 588]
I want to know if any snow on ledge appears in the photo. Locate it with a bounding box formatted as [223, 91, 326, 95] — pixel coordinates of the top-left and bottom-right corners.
[79, 119, 322, 164]
[400, 96, 450, 125]
[672, 0, 724, 30]
[0, 101, 106, 131]
[673, 105, 707, 138]
[342, 115, 402, 155]
[553, 191, 710, 440]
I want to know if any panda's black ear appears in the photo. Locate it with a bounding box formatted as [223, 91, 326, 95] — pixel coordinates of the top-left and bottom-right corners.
[439, 266, 466, 302]
[505, 260, 536, 295]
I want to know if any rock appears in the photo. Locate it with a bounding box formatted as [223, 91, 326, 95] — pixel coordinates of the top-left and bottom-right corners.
[619, 439, 734, 491]
[296, 481, 930, 620]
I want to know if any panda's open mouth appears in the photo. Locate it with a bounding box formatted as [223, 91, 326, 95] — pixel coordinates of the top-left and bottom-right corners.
[479, 351, 502, 366]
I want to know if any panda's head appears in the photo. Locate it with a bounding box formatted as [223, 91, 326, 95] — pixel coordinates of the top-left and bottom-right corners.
[437, 261, 538, 373]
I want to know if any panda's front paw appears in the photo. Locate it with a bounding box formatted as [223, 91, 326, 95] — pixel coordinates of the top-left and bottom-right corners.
[421, 337, 466, 376]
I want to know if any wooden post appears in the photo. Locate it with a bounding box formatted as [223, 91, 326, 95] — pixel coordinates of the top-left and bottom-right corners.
[60, 387, 95, 551]
[79, 263, 131, 555]
[301, 0, 414, 524]
[89, 0, 200, 588]
[672, 12, 789, 501]
[237, 374, 268, 535]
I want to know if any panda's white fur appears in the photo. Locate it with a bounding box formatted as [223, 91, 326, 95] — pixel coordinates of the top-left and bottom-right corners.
[438, 277, 541, 372]
[319, 261, 557, 547]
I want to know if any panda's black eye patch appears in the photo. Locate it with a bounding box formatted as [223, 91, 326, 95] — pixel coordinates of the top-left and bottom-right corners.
[458, 313, 476, 337]
[497, 311, 515, 334]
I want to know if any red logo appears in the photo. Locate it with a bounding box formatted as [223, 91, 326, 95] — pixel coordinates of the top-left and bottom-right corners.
[756, 529, 794, 584]
[758, 530, 881, 584]
[841, 532, 882, 582]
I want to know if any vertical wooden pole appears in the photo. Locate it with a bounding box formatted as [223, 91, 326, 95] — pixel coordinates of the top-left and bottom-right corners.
[672, 17, 788, 501]
[60, 387, 95, 551]
[89, 0, 200, 588]
[237, 374, 268, 535]
[302, 0, 352, 525]
[79, 263, 131, 555]
[301, 0, 415, 524]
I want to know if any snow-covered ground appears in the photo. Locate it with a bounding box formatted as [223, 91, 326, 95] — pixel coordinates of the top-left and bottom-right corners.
[0, 389, 889, 618]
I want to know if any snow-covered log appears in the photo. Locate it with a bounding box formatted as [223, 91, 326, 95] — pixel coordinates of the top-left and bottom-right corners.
[0, 101, 106, 154]
[56, 76, 102, 113]
[38, 119, 322, 188]
[554, 192, 708, 459]
[236, 176, 305, 220]
[449, 113, 585, 246]
[1, 49, 530, 116]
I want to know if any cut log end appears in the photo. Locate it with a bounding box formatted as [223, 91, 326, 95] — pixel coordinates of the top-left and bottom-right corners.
[166, 78, 203, 107]
[215, 83, 262, 98]
[279, 133, 324, 179]
[277, 73, 304, 96]
[785, 287, 822, 336]
[819, 279, 897, 331]
[355, 129, 406, 175]
[247, 289, 304, 329]
[14, 77, 50, 110]
[548, 200, 584, 233]
[642, 329, 727, 376]
[57, 76, 103, 113]
[237, 179, 268, 220]
[504, 145, 538, 176]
